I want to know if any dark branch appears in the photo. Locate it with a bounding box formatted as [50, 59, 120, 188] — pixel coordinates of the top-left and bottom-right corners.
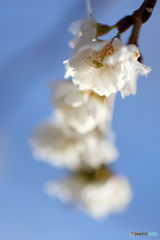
[116, 0, 157, 37]
[128, 0, 157, 48]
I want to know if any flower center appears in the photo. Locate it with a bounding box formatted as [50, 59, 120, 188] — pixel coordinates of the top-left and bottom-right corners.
[84, 43, 115, 69]
[133, 51, 140, 59]
[96, 43, 115, 60]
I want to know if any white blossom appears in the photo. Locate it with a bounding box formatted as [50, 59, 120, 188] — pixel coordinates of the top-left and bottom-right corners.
[65, 38, 151, 98]
[46, 174, 132, 219]
[68, 0, 97, 49]
[69, 17, 97, 49]
[52, 80, 114, 134]
[30, 121, 118, 170]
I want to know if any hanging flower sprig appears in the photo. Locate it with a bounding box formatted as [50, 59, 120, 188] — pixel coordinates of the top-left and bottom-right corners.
[30, 0, 157, 219]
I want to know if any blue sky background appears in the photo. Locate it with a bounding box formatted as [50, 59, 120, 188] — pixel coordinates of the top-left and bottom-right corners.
[0, 0, 160, 239]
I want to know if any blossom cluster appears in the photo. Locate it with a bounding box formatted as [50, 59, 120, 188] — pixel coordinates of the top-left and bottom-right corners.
[31, 1, 151, 219]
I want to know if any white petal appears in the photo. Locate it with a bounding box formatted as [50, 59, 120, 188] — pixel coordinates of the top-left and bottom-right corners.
[68, 20, 84, 36]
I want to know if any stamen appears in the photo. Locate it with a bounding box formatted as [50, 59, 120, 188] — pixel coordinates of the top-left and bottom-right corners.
[82, 43, 115, 69]
[95, 43, 115, 61]
[133, 51, 140, 59]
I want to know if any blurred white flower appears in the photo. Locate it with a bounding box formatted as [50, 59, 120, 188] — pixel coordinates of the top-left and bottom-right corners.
[30, 121, 118, 169]
[46, 173, 132, 219]
[65, 38, 151, 98]
[68, 0, 97, 49]
[52, 80, 114, 134]
[69, 17, 97, 49]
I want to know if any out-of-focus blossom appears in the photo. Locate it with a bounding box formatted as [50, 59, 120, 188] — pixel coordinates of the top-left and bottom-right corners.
[68, 0, 97, 49]
[52, 80, 114, 134]
[65, 38, 151, 98]
[30, 121, 118, 170]
[46, 169, 132, 219]
[69, 17, 97, 49]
